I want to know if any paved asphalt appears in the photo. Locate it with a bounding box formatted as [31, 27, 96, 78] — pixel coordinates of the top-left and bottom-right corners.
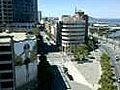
[91, 33, 120, 90]
[100, 43, 120, 90]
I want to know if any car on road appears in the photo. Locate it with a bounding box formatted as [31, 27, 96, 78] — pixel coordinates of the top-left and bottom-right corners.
[115, 56, 120, 61]
[117, 77, 120, 83]
[116, 58, 120, 61]
[111, 65, 114, 68]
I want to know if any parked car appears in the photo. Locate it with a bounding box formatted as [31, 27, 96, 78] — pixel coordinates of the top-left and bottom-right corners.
[116, 58, 120, 61]
[111, 65, 114, 68]
[88, 56, 95, 59]
[117, 77, 120, 83]
[115, 56, 120, 61]
[66, 73, 74, 81]
[88, 60, 93, 63]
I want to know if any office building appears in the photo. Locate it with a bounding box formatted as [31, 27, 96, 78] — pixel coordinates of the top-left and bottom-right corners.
[0, 0, 38, 29]
[0, 36, 15, 90]
[58, 10, 88, 52]
[44, 17, 59, 42]
[38, 11, 42, 23]
[89, 23, 110, 36]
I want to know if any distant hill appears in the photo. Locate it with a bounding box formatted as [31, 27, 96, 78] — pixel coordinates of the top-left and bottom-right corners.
[97, 18, 120, 25]
[88, 16, 120, 25]
[88, 16, 98, 23]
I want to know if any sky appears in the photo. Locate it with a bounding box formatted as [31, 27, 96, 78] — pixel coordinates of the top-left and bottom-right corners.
[38, 0, 120, 18]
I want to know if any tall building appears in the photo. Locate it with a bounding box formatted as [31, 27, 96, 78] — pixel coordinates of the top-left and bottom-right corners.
[58, 10, 88, 52]
[0, 36, 16, 90]
[38, 11, 42, 23]
[0, 0, 38, 29]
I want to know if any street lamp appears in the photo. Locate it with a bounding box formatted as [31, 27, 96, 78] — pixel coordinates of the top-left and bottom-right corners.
[113, 37, 116, 51]
[23, 43, 30, 82]
[119, 37, 120, 49]
[90, 36, 94, 50]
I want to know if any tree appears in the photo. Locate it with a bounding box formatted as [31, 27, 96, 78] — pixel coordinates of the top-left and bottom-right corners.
[30, 51, 37, 62]
[72, 44, 89, 62]
[98, 53, 116, 90]
[15, 55, 23, 66]
[32, 27, 39, 35]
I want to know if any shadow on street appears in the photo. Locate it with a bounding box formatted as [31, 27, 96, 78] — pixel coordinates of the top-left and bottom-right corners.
[37, 54, 67, 90]
[51, 65, 68, 90]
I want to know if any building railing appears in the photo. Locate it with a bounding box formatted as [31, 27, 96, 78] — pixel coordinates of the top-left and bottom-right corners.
[57, 66, 71, 89]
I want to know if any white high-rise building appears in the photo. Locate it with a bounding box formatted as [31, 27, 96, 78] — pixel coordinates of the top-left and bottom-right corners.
[60, 10, 88, 52]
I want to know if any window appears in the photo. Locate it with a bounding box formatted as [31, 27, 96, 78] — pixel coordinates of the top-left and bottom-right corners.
[0, 64, 13, 70]
[1, 81, 13, 88]
[0, 73, 13, 79]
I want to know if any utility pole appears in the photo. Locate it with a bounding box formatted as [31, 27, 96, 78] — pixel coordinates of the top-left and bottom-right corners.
[23, 43, 30, 82]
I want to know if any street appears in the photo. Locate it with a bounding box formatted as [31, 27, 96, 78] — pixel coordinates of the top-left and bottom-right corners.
[99, 41, 120, 90]
[91, 32, 120, 90]
[39, 31, 102, 90]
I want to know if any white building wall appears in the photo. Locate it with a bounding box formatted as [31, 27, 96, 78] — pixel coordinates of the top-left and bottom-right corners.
[15, 63, 37, 88]
[51, 25, 55, 35]
[61, 23, 86, 52]
[62, 24, 85, 42]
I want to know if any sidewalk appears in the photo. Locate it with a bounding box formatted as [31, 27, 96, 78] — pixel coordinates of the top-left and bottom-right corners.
[16, 80, 37, 90]
[63, 50, 102, 90]
[65, 61, 92, 89]
[47, 51, 102, 90]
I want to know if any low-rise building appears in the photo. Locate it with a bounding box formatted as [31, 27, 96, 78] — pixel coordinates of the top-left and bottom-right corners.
[108, 26, 120, 39]
[44, 17, 59, 43]
[89, 23, 110, 36]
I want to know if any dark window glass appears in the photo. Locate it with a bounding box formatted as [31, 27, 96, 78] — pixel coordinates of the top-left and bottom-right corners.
[1, 81, 13, 88]
[0, 54, 12, 61]
[62, 31, 84, 33]
[62, 27, 85, 29]
[0, 64, 13, 70]
[0, 72, 13, 79]
[0, 46, 11, 51]
[62, 39, 82, 41]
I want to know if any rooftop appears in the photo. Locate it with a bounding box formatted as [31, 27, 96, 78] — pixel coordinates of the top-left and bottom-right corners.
[0, 32, 35, 43]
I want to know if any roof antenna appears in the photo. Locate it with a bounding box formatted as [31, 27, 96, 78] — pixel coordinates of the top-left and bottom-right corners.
[75, 7, 77, 13]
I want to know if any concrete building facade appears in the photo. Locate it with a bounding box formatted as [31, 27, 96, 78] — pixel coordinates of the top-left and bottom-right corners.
[0, 36, 16, 90]
[44, 17, 59, 43]
[38, 11, 42, 23]
[58, 10, 88, 52]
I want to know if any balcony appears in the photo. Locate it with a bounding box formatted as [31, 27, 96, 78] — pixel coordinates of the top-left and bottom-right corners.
[0, 79, 13, 82]
[62, 28, 85, 32]
[62, 36, 85, 40]
[62, 32, 85, 36]
[0, 61, 12, 64]
[2, 88, 13, 90]
[0, 70, 13, 73]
